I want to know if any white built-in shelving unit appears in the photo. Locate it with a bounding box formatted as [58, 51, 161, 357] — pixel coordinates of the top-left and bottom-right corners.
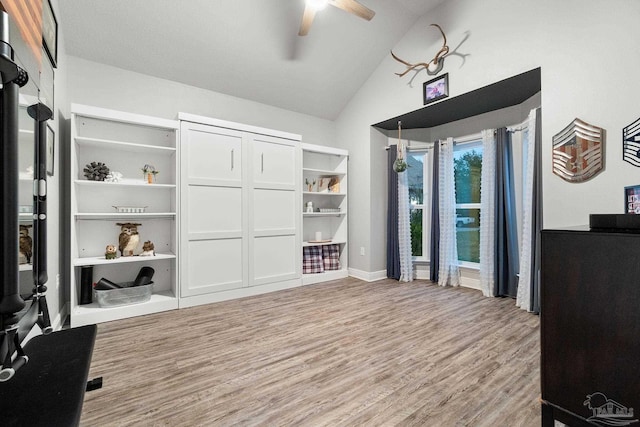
[69, 104, 180, 326]
[301, 143, 349, 285]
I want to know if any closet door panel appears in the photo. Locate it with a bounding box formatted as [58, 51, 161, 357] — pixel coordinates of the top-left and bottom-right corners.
[188, 186, 242, 234]
[253, 189, 296, 232]
[185, 124, 242, 184]
[252, 235, 298, 286]
[252, 138, 296, 188]
[181, 121, 247, 299]
[184, 239, 244, 296]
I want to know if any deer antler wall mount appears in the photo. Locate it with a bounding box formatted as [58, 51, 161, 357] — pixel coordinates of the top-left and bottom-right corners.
[391, 24, 449, 77]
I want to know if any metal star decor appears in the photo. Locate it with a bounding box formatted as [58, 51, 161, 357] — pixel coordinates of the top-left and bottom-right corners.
[623, 117, 640, 167]
[552, 118, 604, 183]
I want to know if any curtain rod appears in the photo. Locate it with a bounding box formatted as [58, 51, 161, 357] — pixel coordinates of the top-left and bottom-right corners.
[385, 141, 433, 151]
[508, 116, 530, 133]
[452, 131, 483, 145]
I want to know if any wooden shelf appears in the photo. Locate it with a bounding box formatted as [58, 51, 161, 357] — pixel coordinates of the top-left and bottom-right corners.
[75, 212, 176, 220]
[73, 252, 176, 267]
[303, 211, 346, 217]
[74, 180, 176, 189]
[70, 290, 179, 327]
[303, 239, 347, 247]
[75, 136, 176, 153]
[303, 191, 346, 197]
[303, 167, 346, 176]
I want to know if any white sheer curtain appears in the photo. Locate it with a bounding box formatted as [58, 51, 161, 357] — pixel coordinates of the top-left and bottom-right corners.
[516, 109, 537, 310]
[397, 143, 413, 282]
[438, 138, 460, 287]
[479, 129, 496, 297]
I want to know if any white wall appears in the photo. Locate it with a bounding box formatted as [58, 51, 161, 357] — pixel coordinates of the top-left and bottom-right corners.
[336, 0, 640, 275]
[66, 57, 336, 148]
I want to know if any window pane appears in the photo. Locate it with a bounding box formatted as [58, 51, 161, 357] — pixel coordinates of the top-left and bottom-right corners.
[410, 208, 423, 257]
[456, 208, 480, 263]
[407, 153, 424, 205]
[454, 147, 483, 204]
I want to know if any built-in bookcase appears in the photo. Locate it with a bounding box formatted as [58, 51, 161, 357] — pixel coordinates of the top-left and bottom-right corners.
[68, 104, 180, 326]
[301, 143, 348, 284]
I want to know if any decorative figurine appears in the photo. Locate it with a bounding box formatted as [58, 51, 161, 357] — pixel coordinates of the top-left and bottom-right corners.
[140, 240, 156, 257]
[104, 171, 123, 183]
[105, 244, 118, 260]
[19, 224, 32, 264]
[116, 222, 141, 257]
[83, 161, 110, 181]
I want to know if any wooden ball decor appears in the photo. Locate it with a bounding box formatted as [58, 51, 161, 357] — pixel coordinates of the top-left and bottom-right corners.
[84, 161, 110, 181]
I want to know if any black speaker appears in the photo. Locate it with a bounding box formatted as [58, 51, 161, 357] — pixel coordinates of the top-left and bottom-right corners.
[79, 266, 93, 305]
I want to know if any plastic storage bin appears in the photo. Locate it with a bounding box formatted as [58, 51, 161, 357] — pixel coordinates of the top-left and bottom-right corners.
[94, 283, 153, 307]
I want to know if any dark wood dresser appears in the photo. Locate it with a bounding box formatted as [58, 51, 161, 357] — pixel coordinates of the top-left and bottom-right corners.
[541, 227, 640, 426]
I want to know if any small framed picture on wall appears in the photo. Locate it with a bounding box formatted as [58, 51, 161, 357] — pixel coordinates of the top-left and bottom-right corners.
[43, 0, 58, 68]
[46, 124, 55, 176]
[624, 185, 640, 214]
[423, 73, 449, 105]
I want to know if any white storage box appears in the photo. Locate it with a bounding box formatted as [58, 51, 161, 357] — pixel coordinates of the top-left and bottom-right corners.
[94, 283, 153, 307]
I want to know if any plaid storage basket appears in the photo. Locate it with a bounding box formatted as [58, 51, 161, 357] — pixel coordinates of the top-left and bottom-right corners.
[303, 246, 324, 274]
[322, 244, 341, 271]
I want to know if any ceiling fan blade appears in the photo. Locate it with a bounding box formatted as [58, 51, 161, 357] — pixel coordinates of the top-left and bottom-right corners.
[329, 0, 375, 21]
[298, 5, 317, 36]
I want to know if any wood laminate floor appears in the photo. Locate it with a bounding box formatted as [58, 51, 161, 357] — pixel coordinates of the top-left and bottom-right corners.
[81, 278, 540, 426]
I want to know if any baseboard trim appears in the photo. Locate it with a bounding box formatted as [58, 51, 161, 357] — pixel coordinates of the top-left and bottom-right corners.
[348, 268, 387, 282]
[179, 278, 303, 308]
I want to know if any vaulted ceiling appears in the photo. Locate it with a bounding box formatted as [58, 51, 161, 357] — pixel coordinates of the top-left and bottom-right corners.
[59, 0, 447, 120]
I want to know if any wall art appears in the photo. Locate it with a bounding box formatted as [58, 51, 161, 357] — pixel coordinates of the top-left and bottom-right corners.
[624, 185, 640, 214]
[423, 73, 448, 105]
[552, 118, 604, 183]
[43, 0, 58, 68]
[623, 117, 640, 167]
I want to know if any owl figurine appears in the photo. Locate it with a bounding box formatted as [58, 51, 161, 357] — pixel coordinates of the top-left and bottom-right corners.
[105, 244, 118, 260]
[19, 224, 33, 264]
[140, 240, 156, 257]
[116, 222, 141, 257]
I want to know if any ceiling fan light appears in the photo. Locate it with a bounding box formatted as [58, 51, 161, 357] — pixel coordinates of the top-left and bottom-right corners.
[307, 0, 329, 11]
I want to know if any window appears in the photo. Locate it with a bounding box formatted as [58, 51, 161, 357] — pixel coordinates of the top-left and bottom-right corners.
[407, 151, 429, 260]
[454, 141, 482, 265]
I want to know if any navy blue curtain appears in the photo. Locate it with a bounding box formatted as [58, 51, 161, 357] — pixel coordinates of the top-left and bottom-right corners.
[387, 148, 401, 279]
[530, 108, 542, 313]
[429, 142, 440, 282]
[494, 128, 520, 297]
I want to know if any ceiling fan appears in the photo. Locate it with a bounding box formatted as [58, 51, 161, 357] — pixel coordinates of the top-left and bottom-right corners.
[298, 0, 376, 36]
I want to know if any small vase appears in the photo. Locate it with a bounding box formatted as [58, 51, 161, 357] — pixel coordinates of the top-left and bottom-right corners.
[147, 173, 153, 184]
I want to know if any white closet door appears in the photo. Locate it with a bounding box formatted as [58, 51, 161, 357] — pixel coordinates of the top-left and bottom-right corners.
[249, 135, 301, 286]
[185, 123, 242, 185]
[252, 136, 297, 190]
[180, 122, 247, 297]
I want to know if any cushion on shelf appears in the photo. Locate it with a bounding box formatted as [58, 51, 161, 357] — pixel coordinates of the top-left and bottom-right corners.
[303, 246, 324, 274]
[322, 244, 341, 271]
